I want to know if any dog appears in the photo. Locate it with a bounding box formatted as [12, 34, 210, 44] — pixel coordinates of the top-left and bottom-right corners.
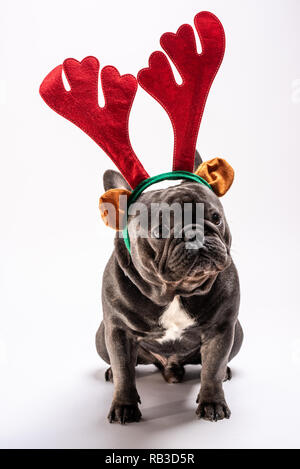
[96, 152, 243, 424]
[38, 10, 241, 426]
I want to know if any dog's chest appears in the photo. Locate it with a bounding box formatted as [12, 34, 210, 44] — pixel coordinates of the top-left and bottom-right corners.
[157, 296, 195, 343]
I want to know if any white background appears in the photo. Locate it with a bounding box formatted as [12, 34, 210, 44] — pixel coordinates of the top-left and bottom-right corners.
[0, 0, 300, 449]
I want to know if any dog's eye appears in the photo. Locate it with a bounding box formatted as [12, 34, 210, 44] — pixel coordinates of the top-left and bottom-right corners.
[212, 212, 221, 225]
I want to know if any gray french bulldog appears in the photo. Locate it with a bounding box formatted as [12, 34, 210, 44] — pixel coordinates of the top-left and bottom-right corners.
[96, 152, 243, 424]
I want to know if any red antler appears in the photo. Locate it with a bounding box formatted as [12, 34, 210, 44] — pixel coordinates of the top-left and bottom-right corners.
[138, 11, 225, 173]
[40, 56, 149, 188]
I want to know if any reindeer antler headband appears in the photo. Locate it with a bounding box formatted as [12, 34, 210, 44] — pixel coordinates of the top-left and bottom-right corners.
[40, 11, 234, 251]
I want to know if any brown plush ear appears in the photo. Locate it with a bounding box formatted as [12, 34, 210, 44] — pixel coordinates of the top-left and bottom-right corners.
[194, 158, 234, 196]
[99, 188, 131, 230]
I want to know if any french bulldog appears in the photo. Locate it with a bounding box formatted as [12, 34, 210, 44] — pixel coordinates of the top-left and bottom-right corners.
[96, 152, 243, 424]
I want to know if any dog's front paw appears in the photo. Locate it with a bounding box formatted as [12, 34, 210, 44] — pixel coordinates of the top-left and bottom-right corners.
[196, 396, 231, 422]
[107, 400, 142, 424]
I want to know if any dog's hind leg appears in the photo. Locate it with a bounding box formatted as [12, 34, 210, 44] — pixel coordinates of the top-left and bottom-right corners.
[96, 321, 114, 381]
[95, 321, 110, 364]
[228, 320, 243, 362]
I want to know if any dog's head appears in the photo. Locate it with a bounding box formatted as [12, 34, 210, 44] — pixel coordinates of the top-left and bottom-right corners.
[100, 153, 234, 295]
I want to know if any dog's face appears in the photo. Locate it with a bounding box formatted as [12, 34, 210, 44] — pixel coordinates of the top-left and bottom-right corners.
[101, 154, 233, 295]
[128, 181, 232, 292]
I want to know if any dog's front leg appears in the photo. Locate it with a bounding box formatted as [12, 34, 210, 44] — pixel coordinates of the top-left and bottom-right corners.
[105, 324, 141, 424]
[196, 325, 234, 422]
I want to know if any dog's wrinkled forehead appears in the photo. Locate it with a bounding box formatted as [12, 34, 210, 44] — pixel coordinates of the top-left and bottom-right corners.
[134, 182, 222, 212]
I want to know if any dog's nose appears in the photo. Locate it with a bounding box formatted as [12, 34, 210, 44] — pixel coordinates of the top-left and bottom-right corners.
[183, 225, 204, 250]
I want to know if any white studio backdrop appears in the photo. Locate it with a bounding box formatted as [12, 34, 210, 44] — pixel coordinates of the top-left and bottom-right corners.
[0, 0, 300, 448]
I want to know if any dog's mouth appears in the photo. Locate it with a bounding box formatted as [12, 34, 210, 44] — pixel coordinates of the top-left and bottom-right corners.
[158, 234, 230, 284]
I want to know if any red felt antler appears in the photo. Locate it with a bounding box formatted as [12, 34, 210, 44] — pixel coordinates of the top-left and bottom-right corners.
[138, 11, 225, 172]
[40, 56, 149, 188]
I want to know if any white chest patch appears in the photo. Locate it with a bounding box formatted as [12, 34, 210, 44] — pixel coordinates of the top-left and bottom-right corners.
[157, 296, 196, 343]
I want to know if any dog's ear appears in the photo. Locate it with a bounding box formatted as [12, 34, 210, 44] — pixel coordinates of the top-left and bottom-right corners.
[99, 188, 131, 230]
[100, 170, 132, 230]
[194, 158, 234, 197]
[103, 169, 132, 191]
[193, 150, 203, 172]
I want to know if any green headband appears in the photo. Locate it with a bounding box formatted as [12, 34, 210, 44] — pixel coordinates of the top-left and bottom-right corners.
[122, 170, 212, 254]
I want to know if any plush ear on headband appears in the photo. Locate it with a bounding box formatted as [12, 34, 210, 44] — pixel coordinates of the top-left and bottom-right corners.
[99, 188, 131, 230]
[194, 157, 234, 197]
